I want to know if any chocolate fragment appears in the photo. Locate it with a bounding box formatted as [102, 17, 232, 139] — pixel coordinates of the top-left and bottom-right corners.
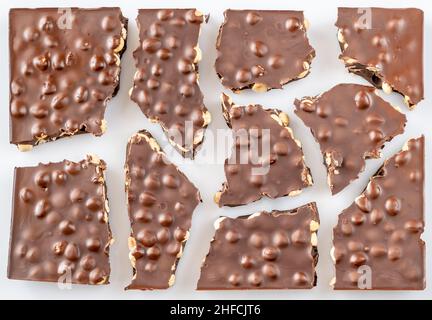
[9, 8, 128, 150]
[125, 130, 201, 289]
[332, 136, 425, 290]
[215, 10, 315, 93]
[197, 202, 319, 290]
[216, 93, 312, 207]
[8, 155, 111, 285]
[294, 83, 406, 195]
[336, 7, 424, 108]
[130, 9, 210, 158]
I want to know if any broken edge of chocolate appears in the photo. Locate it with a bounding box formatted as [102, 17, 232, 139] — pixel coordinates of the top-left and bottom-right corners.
[125, 130, 201, 289]
[331, 136, 425, 290]
[130, 9, 211, 159]
[215, 93, 312, 207]
[197, 202, 319, 290]
[215, 9, 315, 93]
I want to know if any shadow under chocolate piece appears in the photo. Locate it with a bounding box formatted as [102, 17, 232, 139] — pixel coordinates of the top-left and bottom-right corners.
[130, 9, 211, 159]
[215, 93, 312, 207]
[125, 130, 201, 290]
[215, 9, 315, 93]
[197, 202, 319, 290]
[336, 7, 424, 108]
[294, 83, 406, 195]
[332, 136, 425, 290]
[9, 8, 128, 151]
[8, 155, 112, 285]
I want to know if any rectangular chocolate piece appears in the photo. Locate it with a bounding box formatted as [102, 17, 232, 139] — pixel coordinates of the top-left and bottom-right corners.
[197, 203, 319, 290]
[332, 136, 425, 290]
[8, 155, 112, 285]
[294, 83, 406, 195]
[336, 7, 423, 108]
[215, 10, 315, 93]
[130, 9, 210, 158]
[9, 8, 127, 150]
[215, 93, 312, 207]
[125, 130, 201, 289]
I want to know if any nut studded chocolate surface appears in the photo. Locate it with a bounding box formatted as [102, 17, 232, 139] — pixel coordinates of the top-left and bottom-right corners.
[197, 203, 319, 290]
[294, 84, 406, 195]
[215, 10, 315, 93]
[130, 9, 210, 158]
[8, 156, 112, 285]
[332, 136, 425, 290]
[336, 7, 424, 108]
[125, 130, 201, 289]
[216, 93, 313, 207]
[9, 8, 127, 150]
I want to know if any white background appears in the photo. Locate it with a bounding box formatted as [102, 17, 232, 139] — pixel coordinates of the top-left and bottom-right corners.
[0, 0, 430, 300]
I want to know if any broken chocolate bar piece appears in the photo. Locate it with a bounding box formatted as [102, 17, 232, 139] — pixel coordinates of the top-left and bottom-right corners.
[197, 202, 319, 290]
[215, 10, 315, 93]
[125, 130, 201, 290]
[294, 83, 406, 195]
[332, 136, 425, 290]
[215, 93, 312, 207]
[9, 8, 128, 151]
[336, 7, 424, 108]
[8, 155, 112, 285]
[130, 9, 210, 158]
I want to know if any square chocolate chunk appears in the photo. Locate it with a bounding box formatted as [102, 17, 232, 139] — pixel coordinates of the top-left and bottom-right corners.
[8, 156, 112, 285]
[9, 8, 127, 150]
[215, 10, 315, 93]
[197, 203, 319, 290]
[332, 137, 425, 290]
[125, 130, 201, 289]
[336, 7, 424, 108]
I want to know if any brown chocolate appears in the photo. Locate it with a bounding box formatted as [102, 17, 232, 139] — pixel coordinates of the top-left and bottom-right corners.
[215, 10, 315, 93]
[130, 9, 210, 158]
[294, 83, 406, 195]
[9, 8, 128, 151]
[197, 203, 319, 290]
[216, 94, 312, 207]
[8, 155, 111, 285]
[332, 136, 425, 290]
[336, 7, 424, 108]
[125, 130, 201, 290]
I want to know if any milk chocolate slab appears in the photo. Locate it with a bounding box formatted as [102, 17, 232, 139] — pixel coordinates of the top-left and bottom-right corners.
[125, 130, 201, 290]
[215, 94, 312, 207]
[8, 156, 111, 285]
[332, 136, 425, 290]
[9, 8, 128, 150]
[130, 9, 210, 159]
[215, 10, 315, 93]
[197, 203, 319, 290]
[336, 7, 424, 108]
[294, 84, 406, 195]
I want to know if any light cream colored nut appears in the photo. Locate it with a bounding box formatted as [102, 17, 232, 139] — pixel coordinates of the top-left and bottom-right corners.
[114, 36, 125, 53]
[330, 246, 336, 263]
[121, 27, 127, 39]
[100, 119, 107, 134]
[270, 113, 283, 126]
[213, 216, 226, 229]
[194, 46, 202, 63]
[278, 112, 289, 126]
[128, 236, 137, 250]
[311, 232, 318, 246]
[382, 82, 392, 94]
[288, 189, 302, 197]
[303, 19, 310, 30]
[252, 83, 268, 93]
[168, 274, 176, 287]
[310, 220, 320, 232]
[17, 144, 33, 152]
[202, 110, 212, 126]
[214, 191, 222, 204]
[337, 29, 345, 44]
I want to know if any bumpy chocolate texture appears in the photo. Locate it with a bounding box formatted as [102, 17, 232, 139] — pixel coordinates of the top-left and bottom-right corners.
[332, 136, 425, 290]
[130, 9, 210, 158]
[125, 130, 201, 289]
[216, 94, 313, 207]
[9, 8, 128, 151]
[336, 7, 424, 108]
[294, 83, 406, 195]
[215, 10, 315, 93]
[8, 156, 112, 285]
[197, 203, 319, 290]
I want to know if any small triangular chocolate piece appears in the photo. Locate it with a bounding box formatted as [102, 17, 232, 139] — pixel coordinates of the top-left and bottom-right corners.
[295, 83, 406, 195]
[215, 93, 312, 207]
[332, 136, 425, 290]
